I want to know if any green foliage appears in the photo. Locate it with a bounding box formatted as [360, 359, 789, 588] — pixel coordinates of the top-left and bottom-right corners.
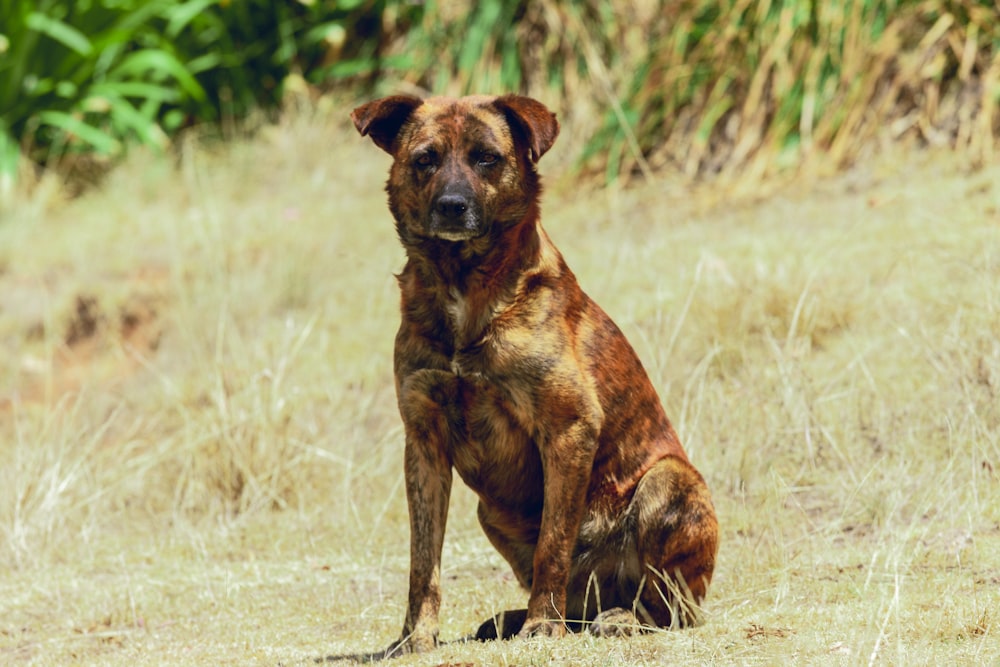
[2, 0, 998, 188]
[0, 0, 409, 186]
[2, 0, 188, 174]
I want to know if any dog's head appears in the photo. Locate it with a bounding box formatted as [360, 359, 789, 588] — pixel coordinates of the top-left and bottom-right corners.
[351, 95, 559, 244]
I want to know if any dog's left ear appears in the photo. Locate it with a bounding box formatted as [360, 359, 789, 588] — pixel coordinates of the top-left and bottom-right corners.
[351, 95, 424, 155]
[493, 95, 560, 162]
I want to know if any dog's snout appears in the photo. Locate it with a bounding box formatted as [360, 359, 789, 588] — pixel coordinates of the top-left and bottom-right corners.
[434, 193, 470, 220]
[429, 185, 483, 240]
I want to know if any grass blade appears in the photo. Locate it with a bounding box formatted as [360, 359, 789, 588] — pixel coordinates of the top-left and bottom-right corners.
[110, 49, 208, 103]
[25, 11, 93, 56]
[36, 110, 121, 154]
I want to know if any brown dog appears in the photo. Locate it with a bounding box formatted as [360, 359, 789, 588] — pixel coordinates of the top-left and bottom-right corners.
[351, 94, 718, 656]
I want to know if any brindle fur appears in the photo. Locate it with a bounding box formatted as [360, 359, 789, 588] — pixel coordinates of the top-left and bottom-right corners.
[351, 94, 719, 656]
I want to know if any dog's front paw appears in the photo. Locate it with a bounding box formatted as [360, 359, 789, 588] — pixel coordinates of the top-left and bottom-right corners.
[382, 632, 436, 659]
[517, 618, 566, 639]
[588, 607, 643, 637]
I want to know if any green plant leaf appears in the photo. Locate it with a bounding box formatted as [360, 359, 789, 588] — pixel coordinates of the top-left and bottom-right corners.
[56, 80, 78, 98]
[457, 2, 501, 76]
[25, 12, 93, 56]
[303, 21, 345, 47]
[162, 108, 186, 131]
[0, 124, 20, 185]
[89, 81, 180, 104]
[103, 95, 168, 148]
[110, 50, 207, 102]
[165, 0, 220, 39]
[36, 110, 121, 154]
[185, 52, 223, 75]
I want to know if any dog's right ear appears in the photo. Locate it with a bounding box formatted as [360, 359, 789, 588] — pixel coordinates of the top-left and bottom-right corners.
[351, 95, 423, 155]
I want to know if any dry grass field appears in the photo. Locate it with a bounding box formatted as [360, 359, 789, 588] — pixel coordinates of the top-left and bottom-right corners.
[1, 103, 998, 665]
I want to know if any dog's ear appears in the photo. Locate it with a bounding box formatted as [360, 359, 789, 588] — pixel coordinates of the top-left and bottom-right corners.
[493, 95, 559, 162]
[351, 95, 423, 154]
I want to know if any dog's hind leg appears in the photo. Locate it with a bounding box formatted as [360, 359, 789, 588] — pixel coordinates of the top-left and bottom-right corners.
[630, 456, 719, 628]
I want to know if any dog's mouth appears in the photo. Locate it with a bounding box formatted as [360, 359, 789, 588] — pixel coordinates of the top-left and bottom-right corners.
[426, 211, 488, 242]
[428, 229, 482, 242]
[426, 224, 489, 242]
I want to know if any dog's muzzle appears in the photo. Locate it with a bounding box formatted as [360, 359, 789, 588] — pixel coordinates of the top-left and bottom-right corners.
[428, 186, 484, 241]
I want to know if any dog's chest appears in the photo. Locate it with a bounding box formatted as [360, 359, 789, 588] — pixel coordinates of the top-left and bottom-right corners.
[445, 286, 470, 339]
[443, 285, 500, 376]
[438, 288, 541, 428]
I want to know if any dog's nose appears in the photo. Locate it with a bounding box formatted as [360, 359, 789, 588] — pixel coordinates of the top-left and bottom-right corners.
[434, 194, 469, 220]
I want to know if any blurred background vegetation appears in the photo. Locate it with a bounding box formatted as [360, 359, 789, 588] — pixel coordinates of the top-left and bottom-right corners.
[1, 0, 998, 195]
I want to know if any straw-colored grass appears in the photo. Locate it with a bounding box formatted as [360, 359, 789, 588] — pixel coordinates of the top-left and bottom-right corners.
[392, 0, 1000, 182]
[1, 103, 998, 665]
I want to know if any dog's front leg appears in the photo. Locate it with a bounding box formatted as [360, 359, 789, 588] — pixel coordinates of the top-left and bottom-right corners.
[520, 418, 597, 638]
[386, 370, 457, 656]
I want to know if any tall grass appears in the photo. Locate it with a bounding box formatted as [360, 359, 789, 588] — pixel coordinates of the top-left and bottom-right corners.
[4, 0, 997, 195]
[386, 0, 1000, 181]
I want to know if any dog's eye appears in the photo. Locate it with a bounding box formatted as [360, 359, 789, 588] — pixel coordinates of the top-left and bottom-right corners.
[476, 153, 500, 167]
[414, 153, 436, 169]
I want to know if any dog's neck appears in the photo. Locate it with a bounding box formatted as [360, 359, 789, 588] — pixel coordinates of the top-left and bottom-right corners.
[398, 212, 557, 348]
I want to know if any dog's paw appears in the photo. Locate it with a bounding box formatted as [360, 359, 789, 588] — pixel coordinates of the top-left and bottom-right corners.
[588, 608, 643, 637]
[382, 633, 436, 659]
[475, 608, 527, 641]
[517, 618, 566, 639]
